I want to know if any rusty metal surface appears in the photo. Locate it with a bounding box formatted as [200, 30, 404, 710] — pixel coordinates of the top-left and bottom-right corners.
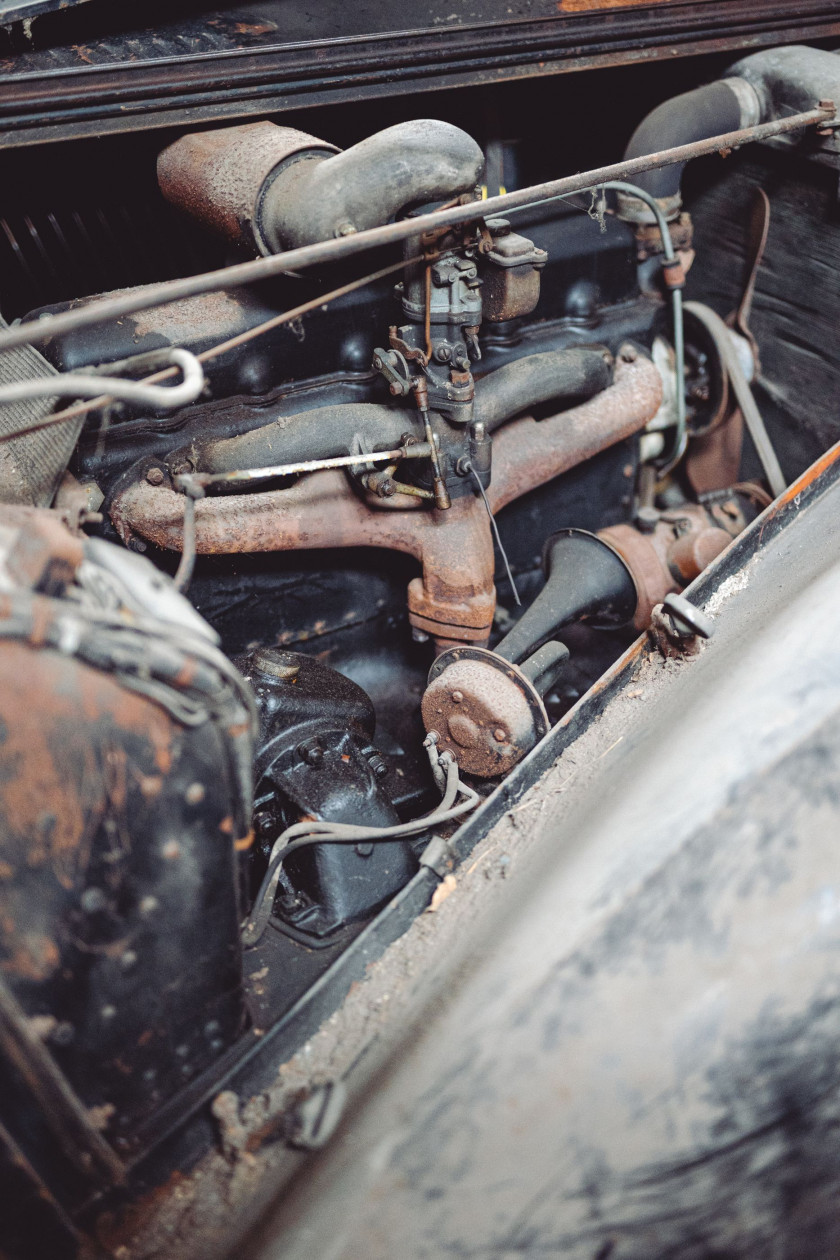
[422, 646, 549, 777]
[111, 356, 661, 649]
[0, 627, 248, 1119]
[113, 468, 497, 649]
[600, 500, 741, 628]
[157, 123, 338, 256]
[487, 350, 663, 513]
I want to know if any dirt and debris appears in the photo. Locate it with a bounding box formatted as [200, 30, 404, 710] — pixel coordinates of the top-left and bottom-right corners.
[89, 639, 673, 1260]
[427, 873, 457, 911]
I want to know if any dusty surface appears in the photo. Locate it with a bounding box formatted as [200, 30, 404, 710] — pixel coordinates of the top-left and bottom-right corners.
[90, 638, 662, 1260]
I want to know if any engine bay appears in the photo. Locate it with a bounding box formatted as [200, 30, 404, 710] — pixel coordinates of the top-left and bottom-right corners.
[2, 27, 840, 1256]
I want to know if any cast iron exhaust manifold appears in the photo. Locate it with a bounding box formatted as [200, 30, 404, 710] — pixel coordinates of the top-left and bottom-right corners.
[111, 350, 664, 652]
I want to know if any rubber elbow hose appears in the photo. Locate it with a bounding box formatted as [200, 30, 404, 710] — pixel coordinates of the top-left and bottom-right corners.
[617, 78, 760, 224]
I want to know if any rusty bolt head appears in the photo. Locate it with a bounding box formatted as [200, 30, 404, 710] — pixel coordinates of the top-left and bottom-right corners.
[146, 467, 165, 486]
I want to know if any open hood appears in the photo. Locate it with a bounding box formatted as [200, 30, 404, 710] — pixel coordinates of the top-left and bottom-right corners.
[0, 0, 91, 22]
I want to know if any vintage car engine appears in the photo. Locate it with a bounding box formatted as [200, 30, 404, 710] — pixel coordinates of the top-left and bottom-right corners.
[2, 25, 840, 1256]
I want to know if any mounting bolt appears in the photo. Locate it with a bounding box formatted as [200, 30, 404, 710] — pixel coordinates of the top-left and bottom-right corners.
[145, 467, 165, 486]
[493, 728, 507, 743]
[335, 222, 357, 237]
[361, 745, 389, 778]
[635, 505, 659, 534]
[298, 739, 325, 768]
[451, 690, 464, 704]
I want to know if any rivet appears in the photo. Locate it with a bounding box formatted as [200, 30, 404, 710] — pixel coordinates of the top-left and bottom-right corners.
[494, 728, 507, 742]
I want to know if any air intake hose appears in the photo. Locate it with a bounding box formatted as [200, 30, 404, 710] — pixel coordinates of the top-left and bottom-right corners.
[617, 45, 840, 227]
[159, 119, 485, 256]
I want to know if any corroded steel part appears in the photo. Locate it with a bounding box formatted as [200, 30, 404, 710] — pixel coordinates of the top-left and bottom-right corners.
[487, 351, 663, 513]
[0, 638, 247, 1145]
[113, 470, 496, 650]
[158, 121, 339, 255]
[111, 354, 662, 651]
[600, 500, 742, 629]
[422, 646, 549, 778]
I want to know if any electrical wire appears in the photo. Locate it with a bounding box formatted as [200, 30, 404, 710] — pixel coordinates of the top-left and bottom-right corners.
[463, 460, 521, 606]
[173, 491, 198, 592]
[241, 743, 480, 947]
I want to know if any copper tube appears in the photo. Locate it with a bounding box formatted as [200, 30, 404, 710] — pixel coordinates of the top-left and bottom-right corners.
[111, 354, 662, 648]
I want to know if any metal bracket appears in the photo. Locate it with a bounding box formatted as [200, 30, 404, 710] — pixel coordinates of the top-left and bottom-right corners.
[419, 834, 459, 879]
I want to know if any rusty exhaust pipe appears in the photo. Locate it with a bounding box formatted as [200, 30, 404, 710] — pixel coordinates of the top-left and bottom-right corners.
[111, 352, 662, 651]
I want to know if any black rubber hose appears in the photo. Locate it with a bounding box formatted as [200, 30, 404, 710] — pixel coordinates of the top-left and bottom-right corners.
[198, 346, 612, 474]
[623, 80, 749, 203]
[260, 121, 485, 253]
[475, 346, 612, 433]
